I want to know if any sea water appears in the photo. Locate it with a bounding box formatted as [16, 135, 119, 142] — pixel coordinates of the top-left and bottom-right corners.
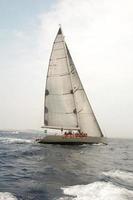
[0, 131, 132, 200]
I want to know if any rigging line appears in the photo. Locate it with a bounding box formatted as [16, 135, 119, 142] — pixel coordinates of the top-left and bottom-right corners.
[73, 88, 84, 93]
[77, 108, 95, 114]
[73, 84, 83, 92]
[77, 109, 83, 113]
[71, 68, 75, 74]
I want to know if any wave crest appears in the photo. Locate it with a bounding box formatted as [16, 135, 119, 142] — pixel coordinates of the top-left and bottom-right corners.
[0, 137, 32, 144]
[59, 170, 133, 200]
[102, 169, 133, 180]
[0, 192, 17, 200]
[60, 181, 133, 200]
[101, 170, 133, 189]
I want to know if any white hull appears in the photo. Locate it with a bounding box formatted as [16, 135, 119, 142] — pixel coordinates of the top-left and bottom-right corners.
[36, 135, 106, 145]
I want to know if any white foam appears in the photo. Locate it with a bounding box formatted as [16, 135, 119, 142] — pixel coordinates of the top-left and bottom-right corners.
[0, 137, 32, 144]
[102, 170, 133, 185]
[11, 131, 20, 134]
[60, 181, 133, 200]
[102, 169, 133, 180]
[92, 143, 103, 146]
[0, 192, 17, 200]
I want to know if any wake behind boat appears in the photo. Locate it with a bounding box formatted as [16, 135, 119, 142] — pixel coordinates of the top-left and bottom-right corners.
[37, 27, 105, 144]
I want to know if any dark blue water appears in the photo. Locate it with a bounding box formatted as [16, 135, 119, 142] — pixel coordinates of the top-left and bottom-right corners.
[0, 131, 133, 200]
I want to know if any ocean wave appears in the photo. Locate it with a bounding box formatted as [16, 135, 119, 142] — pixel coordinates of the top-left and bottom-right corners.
[0, 192, 17, 200]
[81, 143, 104, 147]
[101, 170, 133, 189]
[92, 143, 104, 146]
[102, 169, 133, 180]
[60, 181, 133, 200]
[0, 137, 32, 144]
[11, 131, 20, 134]
[59, 170, 133, 200]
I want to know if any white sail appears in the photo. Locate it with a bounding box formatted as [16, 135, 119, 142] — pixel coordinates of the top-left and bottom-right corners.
[44, 28, 103, 137]
[44, 28, 79, 129]
[65, 45, 103, 137]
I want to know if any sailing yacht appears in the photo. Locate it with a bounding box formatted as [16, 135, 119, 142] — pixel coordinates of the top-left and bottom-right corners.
[37, 27, 105, 144]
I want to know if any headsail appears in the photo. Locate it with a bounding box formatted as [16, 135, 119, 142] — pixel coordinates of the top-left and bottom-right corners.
[65, 45, 103, 137]
[44, 27, 103, 137]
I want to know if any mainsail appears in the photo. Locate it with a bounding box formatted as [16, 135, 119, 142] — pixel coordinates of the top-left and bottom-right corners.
[44, 28, 103, 137]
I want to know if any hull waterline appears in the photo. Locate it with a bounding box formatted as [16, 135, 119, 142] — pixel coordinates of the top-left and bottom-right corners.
[36, 135, 107, 145]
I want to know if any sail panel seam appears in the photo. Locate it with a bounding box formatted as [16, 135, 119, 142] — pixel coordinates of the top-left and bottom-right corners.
[53, 48, 64, 51]
[56, 56, 66, 60]
[54, 41, 63, 44]
[47, 73, 70, 77]
[46, 112, 77, 114]
[46, 93, 75, 95]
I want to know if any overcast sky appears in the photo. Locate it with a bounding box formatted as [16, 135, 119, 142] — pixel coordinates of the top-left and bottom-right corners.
[0, 0, 133, 138]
